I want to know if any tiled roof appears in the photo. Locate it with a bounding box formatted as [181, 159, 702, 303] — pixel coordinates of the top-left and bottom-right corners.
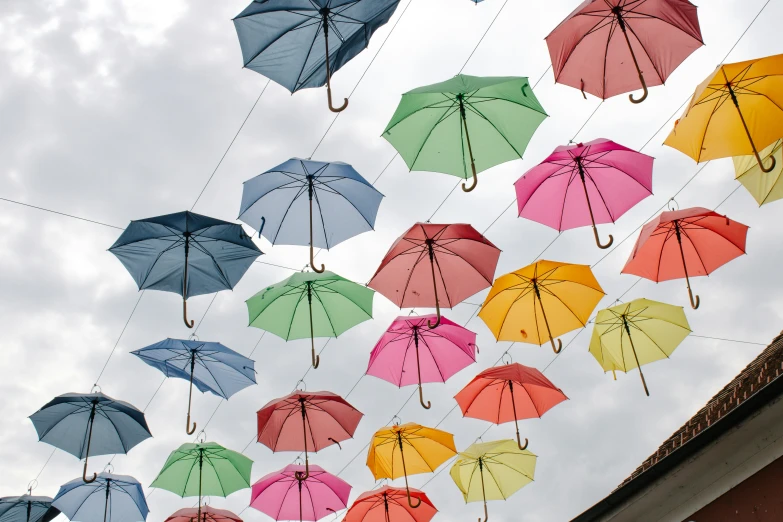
[616, 331, 783, 490]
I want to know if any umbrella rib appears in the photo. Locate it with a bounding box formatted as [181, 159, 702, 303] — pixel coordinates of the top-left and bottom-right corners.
[582, 168, 618, 222]
[464, 103, 529, 159]
[188, 238, 234, 289]
[554, 11, 613, 82]
[311, 186, 332, 249]
[654, 225, 677, 282]
[398, 247, 429, 307]
[271, 183, 310, 245]
[678, 226, 710, 275]
[311, 289, 339, 337]
[282, 288, 309, 341]
[409, 99, 460, 170]
[418, 334, 448, 382]
[193, 351, 228, 398]
[136, 238, 185, 290]
[624, 23, 665, 84]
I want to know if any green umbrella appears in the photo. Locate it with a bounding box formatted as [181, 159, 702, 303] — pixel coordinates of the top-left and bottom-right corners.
[246, 271, 375, 369]
[383, 75, 548, 192]
[151, 442, 252, 521]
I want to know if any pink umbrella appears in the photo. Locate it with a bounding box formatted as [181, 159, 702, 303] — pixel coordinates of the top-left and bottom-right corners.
[545, 0, 703, 103]
[515, 139, 653, 248]
[367, 314, 477, 410]
[166, 506, 242, 522]
[250, 464, 351, 522]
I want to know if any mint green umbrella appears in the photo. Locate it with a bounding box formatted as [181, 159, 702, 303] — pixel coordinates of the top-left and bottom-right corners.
[383, 75, 548, 192]
[246, 271, 375, 369]
[151, 442, 252, 522]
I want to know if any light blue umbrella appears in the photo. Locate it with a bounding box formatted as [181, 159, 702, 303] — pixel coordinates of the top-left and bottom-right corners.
[29, 393, 152, 484]
[239, 158, 383, 273]
[131, 338, 256, 435]
[109, 211, 262, 327]
[53, 473, 148, 522]
[0, 495, 59, 522]
[233, 0, 401, 112]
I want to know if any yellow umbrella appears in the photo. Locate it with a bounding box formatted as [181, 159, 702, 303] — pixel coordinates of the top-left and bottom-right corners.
[664, 54, 783, 172]
[733, 139, 783, 206]
[366, 422, 456, 508]
[478, 260, 604, 353]
[450, 439, 536, 522]
[589, 298, 691, 396]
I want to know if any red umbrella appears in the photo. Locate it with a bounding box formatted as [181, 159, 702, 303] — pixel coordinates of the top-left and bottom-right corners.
[621, 207, 748, 309]
[257, 391, 363, 479]
[454, 363, 568, 450]
[545, 0, 703, 103]
[368, 223, 500, 328]
[343, 486, 437, 522]
[165, 506, 242, 522]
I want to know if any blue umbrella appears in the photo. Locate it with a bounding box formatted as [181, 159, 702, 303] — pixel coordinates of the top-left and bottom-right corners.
[29, 393, 152, 484]
[131, 338, 256, 435]
[109, 211, 262, 328]
[53, 473, 148, 522]
[0, 495, 59, 522]
[239, 158, 383, 273]
[233, 0, 401, 112]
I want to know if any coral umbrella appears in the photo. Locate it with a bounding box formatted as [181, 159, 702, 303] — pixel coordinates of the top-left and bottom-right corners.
[368, 223, 500, 328]
[250, 465, 350, 522]
[515, 139, 653, 248]
[367, 314, 477, 410]
[450, 440, 536, 522]
[257, 391, 363, 480]
[343, 486, 437, 522]
[454, 362, 567, 450]
[665, 54, 783, 172]
[367, 422, 456, 508]
[166, 506, 242, 522]
[734, 139, 783, 206]
[545, 0, 703, 103]
[479, 260, 604, 353]
[589, 298, 691, 395]
[621, 207, 748, 309]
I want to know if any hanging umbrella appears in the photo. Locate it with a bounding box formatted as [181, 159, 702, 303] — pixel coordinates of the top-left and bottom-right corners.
[664, 54, 783, 172]
[250, 465, 350, 522]
[450, 440, 536, 522]
[257, 390, 363, 480]
[109, 211, 262, 327]
[246, 270, 374, 368]
[368, 223, 500, 327]
[29, 392, 152, 483]
[621, 207, 748, 309]
[545, 0, 703, 103]
[383, 75, 547, 191]
[367, 315, 477, 410]
[151, 442, 252, 522]
[52, 473, 148, 522]
[454, 362, 567, 450]
[233, 0, 401, 112]
[367, 422, 456, 508]
[343, 486, 437, 522]
[0, 495, 59, 522]
[479, 260, 604, 353]
[131, 337, 256, 435]
[589, 298, 691, 396]
[166, 506, 242, 522]
[734, 139, 783, 206]
[515, 139, 654, 248]
[238, 158, 383, 272]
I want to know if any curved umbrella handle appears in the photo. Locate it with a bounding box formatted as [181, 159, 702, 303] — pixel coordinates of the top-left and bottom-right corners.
[462, 163, 478, 193]
[516, 432, 528, 451]
[478, 501, 488, 522]
[418, 385, 431, 410]
[310, 243, 325, 274]
[405, 485, 421, 509]
[755, 148, 776, 173]
[187, 414, 197, 435]
[629, 77, 648, 104]
[311, 338, 320, 369]
[550, 336, 563, 354]
[593, 227, 613, 249]
[183, 298, 194, 328]
[687, 286, 700, 310]
[327, 86, 348, 113]
[427, 308, 441, 329]
[83, 460, 97, 484]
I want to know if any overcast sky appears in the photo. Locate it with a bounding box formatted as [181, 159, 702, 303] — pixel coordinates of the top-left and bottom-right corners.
[2, 1, 783, 521]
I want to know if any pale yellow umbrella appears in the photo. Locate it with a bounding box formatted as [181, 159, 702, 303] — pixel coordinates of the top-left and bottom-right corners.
[733, 139, 783, 206]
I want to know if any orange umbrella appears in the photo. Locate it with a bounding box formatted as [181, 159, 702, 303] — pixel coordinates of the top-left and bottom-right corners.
[343, 486, 437, 522]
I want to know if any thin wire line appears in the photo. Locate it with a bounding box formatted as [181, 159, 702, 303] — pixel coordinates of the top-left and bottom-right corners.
[0, 197, 124, 229]
[93, 292, 145, 384]
[458, 0, 511, 73]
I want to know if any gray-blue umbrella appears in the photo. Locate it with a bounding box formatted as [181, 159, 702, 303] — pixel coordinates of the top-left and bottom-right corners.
[109, 211, 262, 328]
[131, 338, 256, 435]
[239, 158, 383, 273]
[0, 495, 59, 522]
[233, 0, 401, 112]
[53, 473, 148, 522]
[29, 393, 152, 483]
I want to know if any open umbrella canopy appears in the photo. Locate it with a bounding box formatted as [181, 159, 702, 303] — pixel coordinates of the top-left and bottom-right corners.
[109, 211, 262, 327]
[733, 139, 783, 206]
[238, 158, 383, 272]
[250, 465, 351, 522]
[29, 392, 152, 483]
[246, 270, 374, 368]
[165, 506, 242, 522]
[53, 473, 149, 522]
[0, 495, 59, 522]
[383, 75, 547, 191]
[343, 486, 437, 522]
[545, 0, 703, 102]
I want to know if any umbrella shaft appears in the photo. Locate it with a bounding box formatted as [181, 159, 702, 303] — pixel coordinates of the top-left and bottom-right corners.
[723, 71, 764, 157]
[576, 158, 598, 228]
[623, 318, 649, 396]
[104, 479, 110, 522]
[533, 284, 554, 342]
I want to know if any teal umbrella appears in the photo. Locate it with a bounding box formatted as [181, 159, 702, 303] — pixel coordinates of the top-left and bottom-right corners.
[383, 75, 548, 192]
[246, 271, 374, 369]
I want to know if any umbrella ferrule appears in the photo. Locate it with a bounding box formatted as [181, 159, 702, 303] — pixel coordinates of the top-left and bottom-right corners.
[612, 7, 626, 31]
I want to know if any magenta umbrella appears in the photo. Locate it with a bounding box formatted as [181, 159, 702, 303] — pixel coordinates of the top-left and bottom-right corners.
[367, 314, 477, 410]
[250, 464, 351, 522]
[515, 139, 653, 248]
